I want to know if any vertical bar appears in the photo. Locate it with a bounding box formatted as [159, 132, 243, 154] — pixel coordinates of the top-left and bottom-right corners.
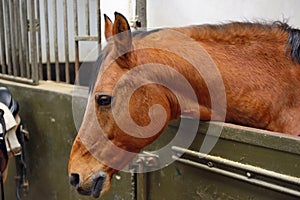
[21, 0, 30, 78]
[53, 0, 59, 82]
[3, 0, 12, 75]
[16, 0, 24, 76]
[44, 0, 51, 80]
[0, 0, 7, 73]
[97, 0, 101, 53]
[136, 0, 147, 28]
[137, 163, 148, 200]
[63, 0, 70, 83]
[73, 0, 79, 80]
[130, 168, 138, 200]
[13, 0, 20, 76]
[85, 0, 90, 36]
[30, 0, 38, 84]
[36, 0, 42, 80]
[10, 0, 18, 76]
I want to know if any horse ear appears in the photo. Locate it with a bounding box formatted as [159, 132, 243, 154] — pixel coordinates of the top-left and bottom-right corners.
[104, 14, 113, 40]
[112, 12, 133, 66]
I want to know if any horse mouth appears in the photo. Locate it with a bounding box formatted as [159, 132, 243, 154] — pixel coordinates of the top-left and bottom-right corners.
[77, 187, 92, 196]
[92, 173, 106, 198]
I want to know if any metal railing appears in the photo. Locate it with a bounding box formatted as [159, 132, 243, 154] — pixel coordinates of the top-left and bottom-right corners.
[0, 0, 101, 85]
[0, 0, 39, 84]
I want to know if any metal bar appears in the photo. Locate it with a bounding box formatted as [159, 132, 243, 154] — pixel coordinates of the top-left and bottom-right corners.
[75, 36, 98, 41]
[10, 0, 18, 76]
[29, 0, 38, 84]
[44, 0, 51, 80]
[136, 0, 147, 28]
[130, 167, 137, 200]
[53, 0, 59, 82]
[137, 161, 147, 200]
[16, 0, 24, 76]
[85, 0, 90, 36]
[73, 0, 79, 80]
[3, 0, 12, 75]
[21, 0, 30, 78]
[13, 0, 21, 75]
[0, 0, 7, 73]
[97, 0, 101, 53]
[172, 146, 300, 186]
[36, 0, 43, 80]
[0, 74, 36, 85]
[173, 155, 300, 198]
[63, 0, 70, 83]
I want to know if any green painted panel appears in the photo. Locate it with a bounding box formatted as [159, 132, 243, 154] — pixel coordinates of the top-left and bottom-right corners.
[143, 119, 300, 200]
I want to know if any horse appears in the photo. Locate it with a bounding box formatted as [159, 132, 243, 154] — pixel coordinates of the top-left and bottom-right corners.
[68, 12, 300, 198]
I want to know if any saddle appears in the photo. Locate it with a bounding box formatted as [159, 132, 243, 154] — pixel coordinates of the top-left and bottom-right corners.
[0, 87, 20, 172]
[0, 87, 28, 200]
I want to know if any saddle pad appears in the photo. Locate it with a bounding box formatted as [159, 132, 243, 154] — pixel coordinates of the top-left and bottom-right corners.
[0, 102, 21, 155]
[0, 102, 16, 132]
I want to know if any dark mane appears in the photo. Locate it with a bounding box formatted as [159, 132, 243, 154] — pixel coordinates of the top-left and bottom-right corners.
[278, 22, 300, 64]
[175, 21, 300, 64]
[132, 28, 162, 39]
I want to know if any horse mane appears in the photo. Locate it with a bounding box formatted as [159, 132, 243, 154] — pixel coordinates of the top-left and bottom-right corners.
[282, 22, 300, 64]
[132, 21, 300, 64]
[95, 21, 300, 81]
[188, 21, 300, 64]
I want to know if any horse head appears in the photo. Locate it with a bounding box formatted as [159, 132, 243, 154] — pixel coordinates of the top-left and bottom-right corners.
[68, 13, 179, 198]
[68, 10, 300, 199]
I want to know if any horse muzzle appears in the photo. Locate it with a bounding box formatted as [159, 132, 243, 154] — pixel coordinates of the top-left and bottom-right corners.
[69, 171, 108, 198]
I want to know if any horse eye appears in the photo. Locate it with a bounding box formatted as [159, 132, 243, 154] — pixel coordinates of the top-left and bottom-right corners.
[96, 94, 113, 106]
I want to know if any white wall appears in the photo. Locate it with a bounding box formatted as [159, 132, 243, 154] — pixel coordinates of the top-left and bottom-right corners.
[147, 0, 300, 28]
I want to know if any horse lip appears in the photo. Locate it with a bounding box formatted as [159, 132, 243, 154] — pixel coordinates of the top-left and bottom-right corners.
[92, 172, 107, 198]
[77, 187, 92, 196]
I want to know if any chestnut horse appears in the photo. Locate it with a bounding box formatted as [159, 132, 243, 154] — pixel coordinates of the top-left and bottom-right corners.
[69, 12, 300, 198]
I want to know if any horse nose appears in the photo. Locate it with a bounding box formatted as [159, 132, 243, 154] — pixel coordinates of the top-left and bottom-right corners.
[69, 173, 80, 187]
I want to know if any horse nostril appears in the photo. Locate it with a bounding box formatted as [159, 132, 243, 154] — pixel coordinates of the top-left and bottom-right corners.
[69, 173, 80, 187]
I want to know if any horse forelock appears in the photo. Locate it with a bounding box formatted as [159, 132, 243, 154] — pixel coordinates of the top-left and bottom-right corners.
[89, 43, 113, 93]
